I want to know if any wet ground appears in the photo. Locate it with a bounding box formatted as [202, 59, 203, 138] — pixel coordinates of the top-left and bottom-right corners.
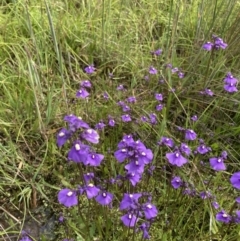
[0, 206, 57, 241]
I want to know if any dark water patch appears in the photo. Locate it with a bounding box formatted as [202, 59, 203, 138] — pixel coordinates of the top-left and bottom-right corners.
[0, 206, 57, 241]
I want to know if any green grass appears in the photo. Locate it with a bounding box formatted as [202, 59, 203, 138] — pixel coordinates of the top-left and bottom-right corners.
[1, 0, 240, 240]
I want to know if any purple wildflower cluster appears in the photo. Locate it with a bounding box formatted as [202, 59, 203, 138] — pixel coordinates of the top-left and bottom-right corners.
[57, 114, 99, 148]
[214, 172, 240, 224]
[166, 64, 185, 79]
[223, 72, 238, 93]
[57, 114, 111, 208]
[202, 35, 228, 51]
[57, 107, 157, 239]
[53, 38, 240, 240]
[155, 93, 164, 111]
[114, 134, 153, 186]
[158, 132, 228, 171]
[158, 128, 240, 226]
[158, 130, 231, 203]
[74, 67, 96, 99]
[202, 36, 238, 94]
[146, 49, 184, 82]
[120, 193, 158, 239]
[76, 80, 92, 99]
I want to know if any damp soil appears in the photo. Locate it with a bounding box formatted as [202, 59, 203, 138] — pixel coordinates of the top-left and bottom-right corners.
[0, 206, 57, 241]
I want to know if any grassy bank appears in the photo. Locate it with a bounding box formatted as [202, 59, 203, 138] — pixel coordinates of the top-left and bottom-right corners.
[1, 0, 240, 240]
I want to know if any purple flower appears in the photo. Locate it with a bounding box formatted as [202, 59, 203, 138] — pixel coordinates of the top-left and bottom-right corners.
[202, 42, 214, 51]
[81, 129, 100, 144]
[19, 235, 32, 241]
[121, 213, 138, 227]
[120, 193, 142, 210]
[58, 189, 78, 207]
[138, 222, 150, 239]
[221, 151, 228, 159]
[95, 121, 106, 130]
[121, 114, 132, 122]
[149, 113, 157, 124]
[141, 116, 149, 122]
[20, 237, 32, 241]
[155, 93, 163, 101]
[149, 66, 157, 75]
[223, 72, 238, 92]
[206, 88, 214, 96]
[209, 157, 226, 171]
[59, 214, 64, 222]
[156, 104, 163, 111]
[56, 128, 72, 147]
[183, 187, 196, 196]
[114, 149, 128, 162]
[125, 160, 145, 174]
[171, 176, 183, 189]
[76, 88, 90, 98]
[230, 172, 240, 189]
[117, 84, 125, 91]
[95, 191, 113, 205]
[196, 144, 211, 154]
[200, 88, 214, 96]
[224, 82, 238, 93]
[158, 137, 174, 147]
[84, 65, 95, 74]
[84, 183, 100, 199]
[117, 101, 125, 106]
[213, 36, 228, 49]
[151, 49, 162, 56]
[171, 67, 179, 73]
[126, 172, 142, 186]
[166, 151, 188, 167]
[212, 201, 220, 209]
[176, 126, 184, 131]
[137, 148, 153, 165]
[108, 116, 115, 127]
[224, 72, 238, 84]
[127, 96, 136, 103]
[216, 210, 231, 223]
[135, 139, 147, 149]
[122, 105, 131, 112]
[202, 36, 227, 51]
[143, 203, 158, 219]
[64, 114, 89, 131]
[185, 129, 197, 141]
[166, 63, 173, 69]
[103, 91, 109, 99]
[191, 115, 198, 121]
[180, 143, 191, 156]
[86, 153, 104, 166]
[80, 80, 92, 88]
[200, 191, 212, 199]
[178, 71, 184, 79]
[118, 134, 135, 148]
[68, 141, 90, 163]
[83, 172, 95, 183]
